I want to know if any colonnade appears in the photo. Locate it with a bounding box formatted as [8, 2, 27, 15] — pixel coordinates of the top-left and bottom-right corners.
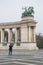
[0, 25, 36, 43]
[1, 28, 13, 43]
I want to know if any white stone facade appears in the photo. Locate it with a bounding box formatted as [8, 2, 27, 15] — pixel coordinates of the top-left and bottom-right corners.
[0, 16, 38, 50]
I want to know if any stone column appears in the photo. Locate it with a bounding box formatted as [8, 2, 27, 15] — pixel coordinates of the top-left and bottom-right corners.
[8, 28, 12, 43]
[21, 24, 28, 42]
[31, 27, 34, 42]
[15, 28, 18, 42]
[29, 26, 32, 42]
[1, 29, 4, 43]
[17, 28, 21, 41]
[34, 27, 36, 42]
[29, 26, 36, 42]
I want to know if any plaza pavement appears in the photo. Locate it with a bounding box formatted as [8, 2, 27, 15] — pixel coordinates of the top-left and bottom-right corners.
[0, 49, 43, 65]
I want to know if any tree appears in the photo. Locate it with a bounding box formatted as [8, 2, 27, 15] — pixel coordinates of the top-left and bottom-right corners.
[22, 6, 34, 17]
[36, 34, 43, 49]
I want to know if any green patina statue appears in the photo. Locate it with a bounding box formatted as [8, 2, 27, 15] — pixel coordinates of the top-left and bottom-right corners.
[4, 37, 7, 42]
[22, 6, 34, 17]
[3, 37, 7, 46]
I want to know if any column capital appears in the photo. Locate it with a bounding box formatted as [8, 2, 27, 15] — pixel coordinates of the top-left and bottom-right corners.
[9, 28, 12, 30]
[2, 28, 4, 30]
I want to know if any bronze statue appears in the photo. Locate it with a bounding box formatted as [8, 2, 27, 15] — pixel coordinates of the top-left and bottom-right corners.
[22, 6, 34, 17]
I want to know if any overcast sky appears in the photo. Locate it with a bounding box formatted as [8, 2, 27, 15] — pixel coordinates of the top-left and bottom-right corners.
[0, 0, 43, 34]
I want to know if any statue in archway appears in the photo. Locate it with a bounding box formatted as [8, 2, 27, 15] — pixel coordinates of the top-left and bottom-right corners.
[4, 37, 7, 42]
[3, 37, 7, 46]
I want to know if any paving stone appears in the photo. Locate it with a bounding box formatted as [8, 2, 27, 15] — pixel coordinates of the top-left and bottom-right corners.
[0, 50, 43, 65]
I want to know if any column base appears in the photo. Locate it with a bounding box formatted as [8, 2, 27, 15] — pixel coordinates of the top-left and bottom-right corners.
[13, 42, 38, 50]
[0, 43, 38, 50]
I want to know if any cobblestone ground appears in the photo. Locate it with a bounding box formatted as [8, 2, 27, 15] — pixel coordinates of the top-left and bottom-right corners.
[0, 49, 43, 65]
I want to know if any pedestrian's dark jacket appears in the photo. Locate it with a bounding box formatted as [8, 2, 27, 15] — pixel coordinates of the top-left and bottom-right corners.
[9, 44, 13, 51]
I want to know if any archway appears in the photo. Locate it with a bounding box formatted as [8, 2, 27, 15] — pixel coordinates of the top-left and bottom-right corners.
[4, 31, 8, 42]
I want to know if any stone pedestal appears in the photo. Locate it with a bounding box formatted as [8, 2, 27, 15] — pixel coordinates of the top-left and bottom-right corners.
[22, 16, 34, 21]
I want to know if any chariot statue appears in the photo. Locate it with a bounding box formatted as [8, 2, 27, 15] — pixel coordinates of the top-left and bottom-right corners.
[22, 6, 34, 17]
